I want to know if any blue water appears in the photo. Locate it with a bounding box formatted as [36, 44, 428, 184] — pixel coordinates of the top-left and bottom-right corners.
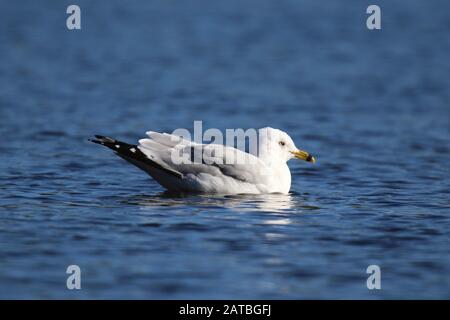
[0, 0, 449, 299]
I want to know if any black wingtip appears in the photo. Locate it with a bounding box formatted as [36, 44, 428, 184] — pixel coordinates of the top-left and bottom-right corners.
[95, 135, 115, 142]
[89, 135, 183, 179]
[89, 135, 116, 145]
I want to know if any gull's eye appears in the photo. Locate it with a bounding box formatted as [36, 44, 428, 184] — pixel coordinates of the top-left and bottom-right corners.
[279, 141, 285, 146]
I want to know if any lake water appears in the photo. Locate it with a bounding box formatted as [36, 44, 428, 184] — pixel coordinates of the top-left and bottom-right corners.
[0, 0, 449, 299]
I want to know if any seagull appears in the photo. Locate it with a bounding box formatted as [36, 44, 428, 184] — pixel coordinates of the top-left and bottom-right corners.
[90, 127, 315, 194]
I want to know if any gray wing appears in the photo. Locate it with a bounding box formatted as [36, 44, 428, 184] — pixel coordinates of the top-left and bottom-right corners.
[138, 131, 270, 184]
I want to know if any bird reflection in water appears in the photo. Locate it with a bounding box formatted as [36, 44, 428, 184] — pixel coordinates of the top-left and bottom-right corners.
[127, 191, 320, 216]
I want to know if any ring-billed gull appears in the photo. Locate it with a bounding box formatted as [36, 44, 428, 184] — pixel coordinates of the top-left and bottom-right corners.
[90, 127, 315, 194]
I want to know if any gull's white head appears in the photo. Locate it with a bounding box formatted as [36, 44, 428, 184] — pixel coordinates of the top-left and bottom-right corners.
[258, 127, 316, 165]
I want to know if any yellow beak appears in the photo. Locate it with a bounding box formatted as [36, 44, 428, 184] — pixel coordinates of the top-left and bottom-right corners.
[290, 149, 316, 163]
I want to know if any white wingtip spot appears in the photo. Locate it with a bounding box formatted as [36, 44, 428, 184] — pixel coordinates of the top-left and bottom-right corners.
[130, 148, 136, 153]
[115, 145, 120, 148]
